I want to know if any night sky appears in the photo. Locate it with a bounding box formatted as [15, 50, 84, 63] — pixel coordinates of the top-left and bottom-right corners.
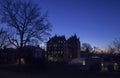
[36, 0, 120, 50]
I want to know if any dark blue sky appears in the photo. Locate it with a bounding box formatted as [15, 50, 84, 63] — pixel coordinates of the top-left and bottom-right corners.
[36, 0, 120, 50]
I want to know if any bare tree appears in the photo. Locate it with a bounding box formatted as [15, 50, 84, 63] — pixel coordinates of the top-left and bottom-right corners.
[0, 28, 10, 49]
[107, 45, 115, 53]
[0, 0, 51, 48]
[28, 39, 39, 46]
[109, 38, 120, 52]
[81, 43, 93, 52]
[113, 38, 120, 52]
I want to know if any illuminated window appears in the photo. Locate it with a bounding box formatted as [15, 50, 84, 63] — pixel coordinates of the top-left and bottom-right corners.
[48, 56, 53, 61]
[21, 58, 25, 64]
[53, 44, 57, 47]
[16, 58, 25, 64]
[58, 41, 60, 43]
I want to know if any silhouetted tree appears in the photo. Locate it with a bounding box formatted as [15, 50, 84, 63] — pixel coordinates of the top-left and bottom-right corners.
[28, 39, 39, 46]
[0, 0, 51, 48]
[82, 43, 93, 52]
[108, 38, 120, 53]
[0, 0, 51, 64]
[107, 45, 115, 53]
[0, 28, 10, 49]
[92, 46, 101, 53]
[112, 38, 120, 52]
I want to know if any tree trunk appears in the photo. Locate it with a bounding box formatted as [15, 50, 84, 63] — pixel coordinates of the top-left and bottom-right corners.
[18, 47, 22, 64]
[20, 34, 24, 48]
[18, 34, 24, 64]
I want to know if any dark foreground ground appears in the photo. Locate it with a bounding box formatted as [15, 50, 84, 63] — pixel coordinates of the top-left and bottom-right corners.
[0, 64, 120, 78]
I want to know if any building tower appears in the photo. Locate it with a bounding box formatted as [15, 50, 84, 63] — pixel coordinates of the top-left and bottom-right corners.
[67, 34, 81, 61]
[46, 34, 81, 62]
[47, 35, 67, 62]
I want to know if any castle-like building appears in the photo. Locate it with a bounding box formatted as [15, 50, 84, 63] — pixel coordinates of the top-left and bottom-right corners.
[46, 34, 81, 62]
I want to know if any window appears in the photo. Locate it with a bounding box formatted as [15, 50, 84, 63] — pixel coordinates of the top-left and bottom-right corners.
[58, 51, 60, 54]
[61, 51, 63, 54]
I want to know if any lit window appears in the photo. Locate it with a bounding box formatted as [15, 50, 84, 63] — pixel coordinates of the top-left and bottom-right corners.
[21, 58, 25, 64]
[61, 51, 63, 54]
[58, 41, 60, 43]
[16, 58, 25, 64]
[48, 56, 53, 61]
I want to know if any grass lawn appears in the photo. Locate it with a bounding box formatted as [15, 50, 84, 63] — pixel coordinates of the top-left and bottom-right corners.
[0, 65, 120, 78]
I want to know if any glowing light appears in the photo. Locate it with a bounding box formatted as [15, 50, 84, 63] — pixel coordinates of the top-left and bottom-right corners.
[114, 63, 118, 71]
[21, 58, 25, 64]
[82, 60, 86, 65]
[16, 58, 25, 64]
[101, 63, 104, 71]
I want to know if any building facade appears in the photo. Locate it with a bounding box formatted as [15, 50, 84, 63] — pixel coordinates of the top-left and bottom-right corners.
[67, 34, 81, 60]
[47, 35, 67, 62]
[46, 34, 81, 62]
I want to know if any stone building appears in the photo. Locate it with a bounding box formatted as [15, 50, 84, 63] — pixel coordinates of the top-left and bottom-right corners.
[47, 35, 67, 62]
[46, 34, 81, 62]
[67, 34, 81, 61]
